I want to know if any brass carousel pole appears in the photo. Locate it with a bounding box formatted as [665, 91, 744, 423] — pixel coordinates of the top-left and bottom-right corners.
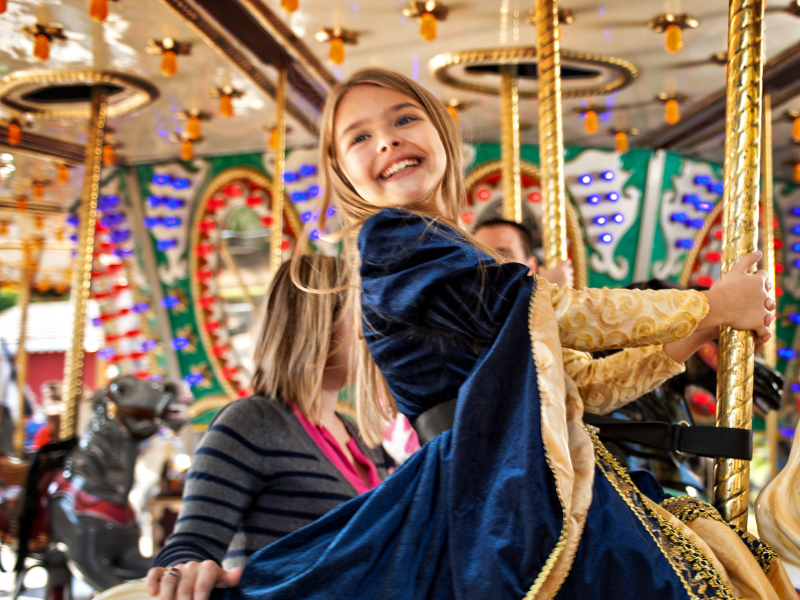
[269, 69, 287, 274]
[535, 0, 569, 269]
[60, 87, 108, 440]
[500, 66, 522, 224]
[714, 0, 765, 528]
[761, 92, 779, 480]
[13, 240, 31, 457]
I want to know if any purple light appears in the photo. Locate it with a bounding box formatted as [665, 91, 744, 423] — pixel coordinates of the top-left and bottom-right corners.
[98, 195, 120, 211]
[147, 195, 164, 208]
[172, 177, 190, 190]
[184, 372, 204, 386]
[696, 202, 714, 212]
[165, 198, 184, 210]
[144, 217, 162, 229]
[109, 229, 131, 244]
[301, 211, 313, 223]
[92, 317, 103, 327]
[778, 348, 795, 360]
[152, 173, 172, 186]
[709, 182, 724, 194]
[612, 213, 624, 224]
[790, 313, 800, 325]
[290, 191, 309, 203]
[598, 233, 613, 244]
[113, 247, 133, 259]
[683, 194, 700, 204]
[308, 185, 320, 198]
[171, 337, 190, 351]
[694, 175, 712, 186]
[101, 212, 126, 228]
[326, 206, 336, 218]
[69, 234, 78, 243]
[66, 215, 80, 227]
[141, 339, 158, 352]
[298, 164, 317, 178]
[132, 302, 149, 314]
[587, 195, 601, 205]
[310, 228, 321, 241]
[283, 171, 299, 183]
[161, 295, 180, 309]
[601, 170, 615, 181]
[676, 239, 694, 250]
[163, 216, 181, 228]
[671, 213, 688, 223]
[98, 347, 117, 361]
[593, 215, 608, 226]
[793, 225, 800, 235]
[792, 207, 800, 217]
[157, 239, 177, 251]
[688, 219, 705, 229]
[578, 174, 593, 186]
[606, 192, 619, 202]
[791, 382, 800, 392]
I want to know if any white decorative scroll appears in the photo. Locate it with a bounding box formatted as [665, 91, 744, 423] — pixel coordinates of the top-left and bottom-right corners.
[144, 161, 209, 285]
[652, 160, 721, 281]
[755, 417, 800, 588]
[775, 183, 800, 299]
[564, 150, 639, 281]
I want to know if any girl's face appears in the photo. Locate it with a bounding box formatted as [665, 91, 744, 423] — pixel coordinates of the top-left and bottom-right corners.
[334, 85, 447, 214]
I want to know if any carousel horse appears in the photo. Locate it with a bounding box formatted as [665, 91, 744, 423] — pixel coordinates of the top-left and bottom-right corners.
[598, 279, 784, 497]
[0, 375, 190, 599]
[756, 417, 800, 590]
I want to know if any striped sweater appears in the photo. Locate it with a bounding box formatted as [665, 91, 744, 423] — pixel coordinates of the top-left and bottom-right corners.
[152, 395, 393, 569]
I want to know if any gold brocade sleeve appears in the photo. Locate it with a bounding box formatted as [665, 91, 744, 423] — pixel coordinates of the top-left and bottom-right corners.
[563, 346, 685, 415]
[550, 285, 709, 352]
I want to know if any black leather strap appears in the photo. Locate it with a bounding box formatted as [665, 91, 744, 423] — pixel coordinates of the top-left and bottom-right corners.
[412, 401, 753, 460]
[412, 399, 457, 445]
[582, 413, 753, 461]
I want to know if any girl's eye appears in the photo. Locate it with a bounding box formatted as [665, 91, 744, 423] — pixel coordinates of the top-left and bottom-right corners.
[352, 133, 369, 146]
[396, 115, 417, 126]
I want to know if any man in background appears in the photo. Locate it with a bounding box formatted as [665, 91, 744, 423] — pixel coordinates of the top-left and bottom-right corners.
[473, 218, 575, 287]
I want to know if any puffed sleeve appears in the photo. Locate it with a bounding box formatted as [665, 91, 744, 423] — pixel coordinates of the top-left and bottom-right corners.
[562, 346, 686, 415]
[550, 284, 709, 352]
[359, 208, 530, 346]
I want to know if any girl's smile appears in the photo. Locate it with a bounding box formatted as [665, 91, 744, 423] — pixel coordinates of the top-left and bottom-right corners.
[334, 85, 447, 214]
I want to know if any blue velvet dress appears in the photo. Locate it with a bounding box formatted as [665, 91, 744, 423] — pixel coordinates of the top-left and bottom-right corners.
[213, 209, 783, 599]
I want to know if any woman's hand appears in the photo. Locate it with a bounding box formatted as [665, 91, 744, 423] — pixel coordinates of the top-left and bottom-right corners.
[147, 562, 243, 600]
[701, 251, 775, 339]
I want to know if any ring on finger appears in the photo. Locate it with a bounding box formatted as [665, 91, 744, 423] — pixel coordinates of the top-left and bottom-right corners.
[164, 567, 181, 582]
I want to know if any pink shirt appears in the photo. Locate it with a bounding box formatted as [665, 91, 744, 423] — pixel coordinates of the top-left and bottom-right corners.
[293, 405, 382, 495]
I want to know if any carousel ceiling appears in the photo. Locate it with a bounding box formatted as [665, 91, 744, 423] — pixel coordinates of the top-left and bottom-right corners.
[0, 0, 799, 203]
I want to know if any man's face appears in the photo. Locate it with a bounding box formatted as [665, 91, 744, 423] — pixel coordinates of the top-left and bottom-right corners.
[474, 224, 537, 272]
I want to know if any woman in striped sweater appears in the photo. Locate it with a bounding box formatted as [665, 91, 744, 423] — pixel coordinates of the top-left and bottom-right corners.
[146, 255, 393, 600]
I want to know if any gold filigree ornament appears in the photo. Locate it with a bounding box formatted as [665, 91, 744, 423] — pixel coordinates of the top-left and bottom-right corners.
[0, 70, 158, 121]
[429, 47, 638, 100]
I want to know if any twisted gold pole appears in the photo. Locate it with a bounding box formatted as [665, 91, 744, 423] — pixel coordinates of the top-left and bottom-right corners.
[760, 92, 779, 480]
[13, 240, 31, 457]
[536, 0, 568, 268]
[714, 0, 765, 529]
[60, 87, 108, 440]
[500, 66, 522, 224]
[269, 69, 287, 275]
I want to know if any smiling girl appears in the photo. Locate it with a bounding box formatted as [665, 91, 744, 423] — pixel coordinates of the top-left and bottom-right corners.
[206, 69, 793, 600]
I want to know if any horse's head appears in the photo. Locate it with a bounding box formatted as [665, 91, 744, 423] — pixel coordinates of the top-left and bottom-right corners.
[104, 376, 192, 439]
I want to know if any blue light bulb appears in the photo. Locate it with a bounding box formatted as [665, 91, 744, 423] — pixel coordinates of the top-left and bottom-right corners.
[593, 215, 608, 226]
[599, 233, 613, 244]
[601, 170, 614, 181]
[587, 195, 601, 205]
[579, 174, 593, 186]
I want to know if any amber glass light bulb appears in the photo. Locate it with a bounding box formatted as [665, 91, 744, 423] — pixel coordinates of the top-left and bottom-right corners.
[220, 94, 233, 118]
[33, 34, 49, 61]
[0, 221, 8, 236]
[102, 144, 115, 166]
[187, 115, 201, 140]
[665, 24, 683, 54]
[161, 50, 178, 77]
[665, 99, 680, 125]
[792, 117, 800, 143]
[446, 105, 459, 123]
[269, 128, 279, 151]
[181, 139, 194, 161]
[584, 110, 598, 134]
[89, 0, 109, 22]
[17, 196, 26, 211]
[55, 228, 64, 242]
[7, 123, 21, 146]
[614, 131, 628, 153]
[420, 12, 437, 42]
[34, 215, 44, 230]
[281, 0, 299, 12]
[33, 182, 44, 201]
[329, 38, 345, 65]
[794, 163, 800, 184]
[57, 164, 69, 185]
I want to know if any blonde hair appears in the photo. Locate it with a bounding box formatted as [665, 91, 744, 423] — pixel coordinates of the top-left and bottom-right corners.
[294, 68, 492, 446]
[251, 255, 350, 422]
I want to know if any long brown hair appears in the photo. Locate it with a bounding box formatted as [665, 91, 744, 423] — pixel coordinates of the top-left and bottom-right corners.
[294, 68, 495, 446]
[251, 255, 350, 422]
